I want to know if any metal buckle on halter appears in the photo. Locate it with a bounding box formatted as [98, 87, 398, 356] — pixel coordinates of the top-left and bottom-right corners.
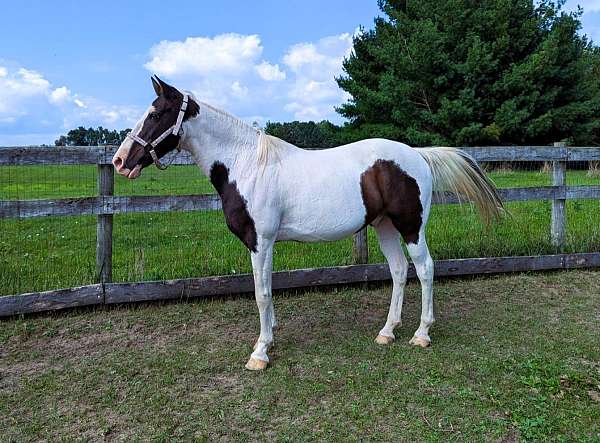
[149, 147, 176, 170]
[126, 94, 189, 170]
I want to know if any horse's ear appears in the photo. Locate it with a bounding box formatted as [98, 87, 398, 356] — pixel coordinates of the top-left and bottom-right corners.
[155, 76, 180, 99]
[151, 76, 163, 96]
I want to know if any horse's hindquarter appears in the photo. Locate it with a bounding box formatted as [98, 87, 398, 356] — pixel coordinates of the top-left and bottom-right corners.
[276, 139, 432, 242]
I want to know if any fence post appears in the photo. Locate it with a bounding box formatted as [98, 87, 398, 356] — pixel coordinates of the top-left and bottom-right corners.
[96, 150, 114, 283]
[353, 227, 369, 264]
[551, 141, 566, 250]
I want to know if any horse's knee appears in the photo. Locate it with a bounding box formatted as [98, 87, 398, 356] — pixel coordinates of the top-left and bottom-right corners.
[413, 255, 433, 283]
[255, 292, 272, 310]
[390, 264, 407, 280]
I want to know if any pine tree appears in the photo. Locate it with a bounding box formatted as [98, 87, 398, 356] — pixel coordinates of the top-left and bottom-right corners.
[337, 0, 600, 146]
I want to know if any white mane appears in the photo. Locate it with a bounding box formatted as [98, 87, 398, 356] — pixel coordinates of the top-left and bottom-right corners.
[190, 93, 292, 166]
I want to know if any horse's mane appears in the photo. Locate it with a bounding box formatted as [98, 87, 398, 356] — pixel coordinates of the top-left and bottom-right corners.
[258, 131, 292, 166]
[190, 92, 289, 166]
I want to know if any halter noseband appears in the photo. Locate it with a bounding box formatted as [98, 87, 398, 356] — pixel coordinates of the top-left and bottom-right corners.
[126, 94, 189, 170]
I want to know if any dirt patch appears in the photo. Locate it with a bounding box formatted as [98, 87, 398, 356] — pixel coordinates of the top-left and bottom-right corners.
[497, 427, 521, 443]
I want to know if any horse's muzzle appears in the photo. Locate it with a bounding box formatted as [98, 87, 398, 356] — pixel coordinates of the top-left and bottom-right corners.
[113, 148, 144, 179]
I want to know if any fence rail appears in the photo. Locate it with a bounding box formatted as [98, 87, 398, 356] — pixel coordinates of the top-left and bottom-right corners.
[2, 186, 600, 219]
[1, 252, 598, 317]
[2, 145, 600, 166]
[1, 144, 599, 317]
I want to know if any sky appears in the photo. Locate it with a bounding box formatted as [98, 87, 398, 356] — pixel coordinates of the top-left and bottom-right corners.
[0, 0, 599, 146]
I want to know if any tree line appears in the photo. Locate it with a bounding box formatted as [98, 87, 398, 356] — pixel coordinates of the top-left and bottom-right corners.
[54, 127, 131, 147]
[56, 1, 599, 148]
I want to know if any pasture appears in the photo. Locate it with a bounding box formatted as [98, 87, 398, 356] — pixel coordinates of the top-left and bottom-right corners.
[1, 270, 599, 441]
[1, 164, 599, 296]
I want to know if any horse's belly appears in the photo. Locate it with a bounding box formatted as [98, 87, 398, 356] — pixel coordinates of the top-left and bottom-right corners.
[276, 197, 366, 242]
[276, 223, 362, 242]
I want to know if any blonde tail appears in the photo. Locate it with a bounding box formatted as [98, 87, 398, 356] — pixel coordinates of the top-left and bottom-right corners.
[417, 147, 504, 224]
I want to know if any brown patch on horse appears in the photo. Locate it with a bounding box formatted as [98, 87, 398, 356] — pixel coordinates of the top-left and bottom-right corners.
[210, 161, 258, 252]
[125, 78, 199, 170]
[360, 159, 423, 244]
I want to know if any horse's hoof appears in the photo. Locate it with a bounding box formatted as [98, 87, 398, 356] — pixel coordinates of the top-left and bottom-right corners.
[375, 334, 394, 345]
[409, 336, 431, 348]
[245, 357, 268, 371]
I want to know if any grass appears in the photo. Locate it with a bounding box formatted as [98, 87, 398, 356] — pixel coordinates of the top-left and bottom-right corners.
[1, 270, 599, 441]
[1, 165, 599, 295]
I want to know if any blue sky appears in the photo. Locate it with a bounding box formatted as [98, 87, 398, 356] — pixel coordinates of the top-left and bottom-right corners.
[0, 0, 598, 145]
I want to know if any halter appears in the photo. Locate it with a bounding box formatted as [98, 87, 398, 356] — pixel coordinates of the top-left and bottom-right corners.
[126, 94, 189, 170]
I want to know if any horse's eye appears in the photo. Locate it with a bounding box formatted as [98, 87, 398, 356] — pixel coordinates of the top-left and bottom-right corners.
[150, 112, 160, 120]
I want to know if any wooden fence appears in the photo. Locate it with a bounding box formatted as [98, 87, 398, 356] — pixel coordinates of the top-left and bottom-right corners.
[1, 143, 599, 317]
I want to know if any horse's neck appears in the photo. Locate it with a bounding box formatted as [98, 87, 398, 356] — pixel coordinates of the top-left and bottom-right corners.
[183, 106, 259, 178]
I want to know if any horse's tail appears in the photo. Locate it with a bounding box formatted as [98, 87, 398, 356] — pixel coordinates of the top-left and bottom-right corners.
[417, 147, 505, 224]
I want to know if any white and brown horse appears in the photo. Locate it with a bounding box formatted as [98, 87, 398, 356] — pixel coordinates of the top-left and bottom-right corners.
[113, 77, 503, 370]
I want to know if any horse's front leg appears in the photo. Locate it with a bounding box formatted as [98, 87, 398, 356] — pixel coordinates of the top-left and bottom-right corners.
[245, 235, 276, 371]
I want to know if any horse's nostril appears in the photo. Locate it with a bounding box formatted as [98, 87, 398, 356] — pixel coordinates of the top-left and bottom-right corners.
[113, 156, 123, 169]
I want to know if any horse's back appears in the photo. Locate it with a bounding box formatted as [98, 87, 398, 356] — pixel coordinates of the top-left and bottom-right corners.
[274, 138, 432, 242]
[282, 138, 432, 195]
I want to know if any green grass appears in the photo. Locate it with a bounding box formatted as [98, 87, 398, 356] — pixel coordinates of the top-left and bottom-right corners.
[1, 271, 599, 441]
[1, 166, 599, 295]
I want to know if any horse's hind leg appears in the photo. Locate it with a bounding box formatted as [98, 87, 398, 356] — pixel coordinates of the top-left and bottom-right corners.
[405, 230, 435, 348]
[373, 217, 408, 345]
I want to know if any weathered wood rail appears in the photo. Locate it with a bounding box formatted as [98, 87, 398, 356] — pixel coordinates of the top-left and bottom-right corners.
[1, 144, 599, 317]
[1, 145, 599, 166]
[3, 186, 600, 219]
[1, 253, 598, 317]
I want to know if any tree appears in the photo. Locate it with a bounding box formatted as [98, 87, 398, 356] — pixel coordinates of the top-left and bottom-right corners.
[264, 120, 344, 149]
[54, 127, 130, 146]
[337, 0, 600, 146]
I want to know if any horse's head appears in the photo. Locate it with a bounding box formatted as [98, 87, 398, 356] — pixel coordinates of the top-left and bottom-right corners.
[112, 76, 198, 179]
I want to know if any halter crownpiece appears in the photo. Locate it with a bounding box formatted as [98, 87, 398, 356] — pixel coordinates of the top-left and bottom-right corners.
[126, 94, 189, 170]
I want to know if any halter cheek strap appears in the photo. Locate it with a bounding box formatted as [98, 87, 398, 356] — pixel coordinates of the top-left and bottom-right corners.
[126, 94, 189, 170]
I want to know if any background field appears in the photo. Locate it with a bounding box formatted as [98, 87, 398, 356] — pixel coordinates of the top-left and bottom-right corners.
[1, 164, 599, 295]
[1, 270, 599, 441]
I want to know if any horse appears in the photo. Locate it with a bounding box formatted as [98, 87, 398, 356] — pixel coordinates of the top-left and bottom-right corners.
[112, 76, 504, 370]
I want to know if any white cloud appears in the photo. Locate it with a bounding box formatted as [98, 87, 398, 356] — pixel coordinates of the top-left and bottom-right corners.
[0, 67, 50, 115]
[284, 33, 353, 76]
[0, 64, 141, 145]
[283, 44, 325, 71]
[255, 61, 286, 81]
[230, 81, 248, 98]
[14, 68, 51, 93]
[97, 106, 136, 124]
[143, 33, 268, 109]
[60, 99, 139, 129]
[145, 33, 263, 76]
[284, 102, 333, 121]
[142, 31, 354, 123]
[49, 86, 71, 104]
[282, 33, 354, 121]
